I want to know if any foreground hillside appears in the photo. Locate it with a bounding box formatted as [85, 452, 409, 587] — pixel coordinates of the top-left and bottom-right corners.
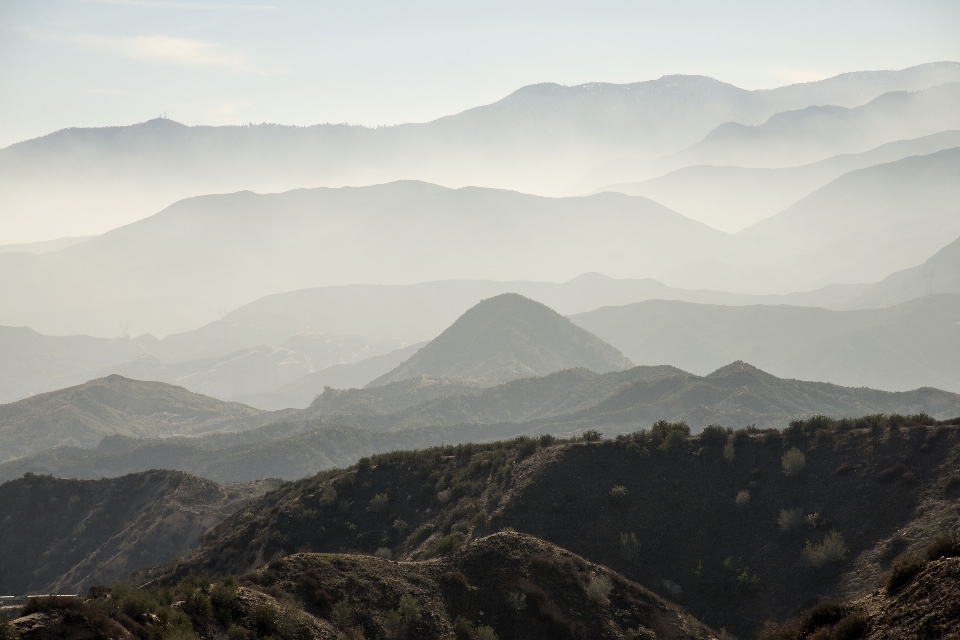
[368, 293, 634, 387]
[9, 533, 716, 640]
[0, 375, 278, 463]
[154, 413, 960, 636]
[0, 470, 280, 594]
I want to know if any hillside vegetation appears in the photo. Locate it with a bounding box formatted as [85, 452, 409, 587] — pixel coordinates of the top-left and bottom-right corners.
[0, 470, 279, 594]
[151, 413, 960, 636]
[368, 293, 634, 387]
[9, 532, 716, 640]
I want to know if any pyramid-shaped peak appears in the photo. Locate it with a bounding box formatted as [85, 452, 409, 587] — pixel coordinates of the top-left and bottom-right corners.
[367, 294, 633, 387]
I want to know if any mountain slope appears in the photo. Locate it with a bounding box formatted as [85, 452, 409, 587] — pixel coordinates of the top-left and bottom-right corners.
[0, 182, 750, 339]
[368, 294, 634, 387]
[673, 82, 960, 170]
[0, 469, 279, 594]
[0, 375, 272, 463]
[595, 130, 960, 232]
[572, 294, 960, 392]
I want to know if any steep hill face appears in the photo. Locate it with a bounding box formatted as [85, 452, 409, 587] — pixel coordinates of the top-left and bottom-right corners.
[150, 414, 960, 636]
[572, 294, 960, 392]
[368, 294, 634, 387]
[0, 375, 270, 463]
[0, 470, 279, 594]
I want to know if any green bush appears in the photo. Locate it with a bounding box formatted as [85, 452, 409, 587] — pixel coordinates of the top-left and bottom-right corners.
[722, 438, 735, 464]
[620, 531, 641, 563]
[374, 547, 393, 560]
[331, 599, 353, 629]
[778, 508, 805, 532]
[781, 448, 807, 476]
[369, 493, 389, 512]
[250, 602, 279, 635]
[586, 575, 613, 604]
[384, 594, 421, 640]
[582, 429, 603, 442]
[802, 530, 848, 567]
[735, 490, 750, 509]
[609, 485, 630, 506]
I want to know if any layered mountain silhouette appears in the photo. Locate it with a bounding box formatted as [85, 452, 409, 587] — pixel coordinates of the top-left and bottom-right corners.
[5, 360, 959, 483]
[0, 183, 753, 338]
[367, 294, 634, 387]
[594, 130, 960, 232]
[0, 375, 280, 463]
[5, 63, 957, 242]
[572, 294, 960, 392]
[663, 147, 960, 291]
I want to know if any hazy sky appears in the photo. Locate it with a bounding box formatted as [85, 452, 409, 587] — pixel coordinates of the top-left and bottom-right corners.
[1, 0, 959, 148]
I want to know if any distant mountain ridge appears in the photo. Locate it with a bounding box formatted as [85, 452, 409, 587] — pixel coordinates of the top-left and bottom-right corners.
[3, 62, 958, 243]
[5, 359, 960, 483]
[572, 294, 960, 393]
[368, 294, 634, 387]
[0, 375, 281, 463]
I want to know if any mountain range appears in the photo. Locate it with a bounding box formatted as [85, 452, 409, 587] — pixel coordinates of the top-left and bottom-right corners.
[593, 130, 960, 232]
[4, 62, 958, 244]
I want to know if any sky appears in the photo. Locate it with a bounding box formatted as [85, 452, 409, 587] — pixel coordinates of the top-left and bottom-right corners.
[0, 0, 959, 148]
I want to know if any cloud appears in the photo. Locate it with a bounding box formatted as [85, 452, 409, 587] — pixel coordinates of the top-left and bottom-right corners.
[77, 0, 276, 10]
[26, 28, 268, 74]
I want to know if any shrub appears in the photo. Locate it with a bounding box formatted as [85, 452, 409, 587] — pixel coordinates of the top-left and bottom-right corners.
[537, 434, 556, 447]
[331, 599, 353, 628]
[582, 429, 603, 442]
[0, 616, 14, 640]
[781, 448, 807, 476]
[620, 532, 641, 563]
[476, 626, 498, 640]
[369, 493, 389, 511]
[884, 553, 926, 593]
[699, 425, 727, 448]
[425, 532, 465, 558]
[250, 602, 279, 635]
[374, 547, 393, 560]
[586, 575, 613, 604]
[802, 530, 848, 567]
[723, 438, 736, 464]
[384, 594, 421, 640]
[318, 485, 338, 506]
[778, 508, 805, 532]
[735, 490, 750, 509]
[925, 532, 960, 560]
[609, 485, 630, 506]
[505, 591, 527, 612]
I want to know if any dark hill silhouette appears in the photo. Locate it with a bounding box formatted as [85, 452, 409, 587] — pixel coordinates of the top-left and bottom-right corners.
[0, 375, 277, 463]
[143, 414, 960, 635]
[0, 470, 278, 594]
[368, 294, 634, 387]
